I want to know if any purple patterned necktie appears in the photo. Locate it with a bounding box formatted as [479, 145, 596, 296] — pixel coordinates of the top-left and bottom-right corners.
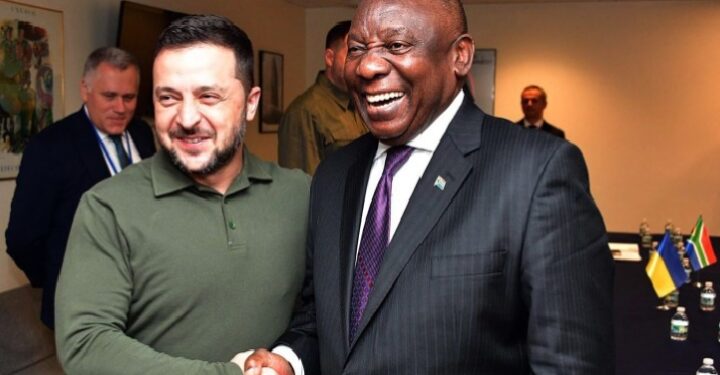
[350, 145, 414, 342]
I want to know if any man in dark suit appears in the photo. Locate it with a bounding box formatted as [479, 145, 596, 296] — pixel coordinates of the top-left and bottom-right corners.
[516, 84, 566, 138]
[245, 0, 613, 373]
[5, 47, 156, 328]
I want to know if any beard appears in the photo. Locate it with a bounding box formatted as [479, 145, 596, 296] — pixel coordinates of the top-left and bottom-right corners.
[163, 119, 247, 177]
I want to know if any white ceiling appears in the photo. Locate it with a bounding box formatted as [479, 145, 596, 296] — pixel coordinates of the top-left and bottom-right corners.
[284, 0, 666, 8]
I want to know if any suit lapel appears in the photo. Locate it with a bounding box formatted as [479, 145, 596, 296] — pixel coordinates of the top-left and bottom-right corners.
[339, 136, 377, 348]
[70, 109, 111, 181]
[349, 100, 485, 348]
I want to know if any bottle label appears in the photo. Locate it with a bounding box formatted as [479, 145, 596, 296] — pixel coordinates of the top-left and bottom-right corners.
[671, 320, 689, 335]
[701, 293, 716, 306]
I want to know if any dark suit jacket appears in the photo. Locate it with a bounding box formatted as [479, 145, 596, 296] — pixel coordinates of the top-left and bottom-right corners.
[5, 108, 156, 328]
[516, 119, 566, 139]
[279, 100, 614, 374]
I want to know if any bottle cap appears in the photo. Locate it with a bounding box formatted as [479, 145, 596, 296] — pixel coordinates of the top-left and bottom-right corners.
[703, 358, 714, 365]
[677, 306, 685, 312]
[706, 281, 713, 287]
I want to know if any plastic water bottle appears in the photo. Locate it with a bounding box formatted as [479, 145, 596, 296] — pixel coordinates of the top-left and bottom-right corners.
[670, 306, 689, 341]
[664, 289, 680, 308]
[697, 358, 718, 374]
[701, 282, 716, 311]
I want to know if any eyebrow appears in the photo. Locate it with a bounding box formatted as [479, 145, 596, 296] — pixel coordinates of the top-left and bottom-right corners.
[381, 27, 409, 39]
[154, 85, 227, 96]
[349, 26, 411, 42]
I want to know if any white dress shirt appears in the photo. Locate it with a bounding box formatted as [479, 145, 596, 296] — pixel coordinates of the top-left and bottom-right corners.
[84, 106, 141, 176]
[522, 118, 545, 129]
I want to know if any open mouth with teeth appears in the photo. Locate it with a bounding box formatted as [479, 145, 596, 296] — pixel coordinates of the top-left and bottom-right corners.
[366, 92, 405, 107]
[180, 137, 207, 144]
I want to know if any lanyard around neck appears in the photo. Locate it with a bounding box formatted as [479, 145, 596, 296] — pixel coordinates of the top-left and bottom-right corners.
[91, 125, 133, 175]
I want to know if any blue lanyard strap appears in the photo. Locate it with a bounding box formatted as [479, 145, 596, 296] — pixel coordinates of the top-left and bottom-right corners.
[91, 126, 133, 175]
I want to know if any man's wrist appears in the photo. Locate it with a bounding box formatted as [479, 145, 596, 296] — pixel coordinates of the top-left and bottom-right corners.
[271, 345, 303, 375]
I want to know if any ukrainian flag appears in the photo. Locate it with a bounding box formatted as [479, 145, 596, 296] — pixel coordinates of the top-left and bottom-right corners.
[645, 231, 688, 297]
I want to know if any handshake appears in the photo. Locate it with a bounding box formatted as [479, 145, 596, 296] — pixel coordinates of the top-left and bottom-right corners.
[231, 348, 294, 375]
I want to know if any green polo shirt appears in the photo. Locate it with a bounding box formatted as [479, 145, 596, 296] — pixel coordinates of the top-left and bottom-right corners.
[55, 149, 310, 375]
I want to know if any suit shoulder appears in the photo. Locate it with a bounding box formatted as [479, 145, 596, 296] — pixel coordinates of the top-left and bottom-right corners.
[30, 111, 85, 142]
[481, 113, 568, 159]
[315, 133, 374, 172]
[22, 112, 87, 158]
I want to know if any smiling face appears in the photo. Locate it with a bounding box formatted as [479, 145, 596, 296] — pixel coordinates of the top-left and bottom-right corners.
[81, 62, 139, 135]
[345, 0, 473, 145]
[153, 44, 260, 182]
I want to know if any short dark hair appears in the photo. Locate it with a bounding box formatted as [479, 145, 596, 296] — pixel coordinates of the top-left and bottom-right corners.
[156, 15, 254, 89]
[325, 20, 351, 49]
[83, 47, 139, 79]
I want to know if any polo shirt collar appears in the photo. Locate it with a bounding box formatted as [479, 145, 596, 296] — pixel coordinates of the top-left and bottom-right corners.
[151, 147, 273, 197]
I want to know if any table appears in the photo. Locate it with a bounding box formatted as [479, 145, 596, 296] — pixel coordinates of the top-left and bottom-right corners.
[612, 233, 720, 374]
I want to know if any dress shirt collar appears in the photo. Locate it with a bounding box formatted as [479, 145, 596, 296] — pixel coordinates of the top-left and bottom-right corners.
[523, 118, 545, 128]
[151, 147, 273, 197]
[374, 90, 465, 159]
[84, 105, 123, 140]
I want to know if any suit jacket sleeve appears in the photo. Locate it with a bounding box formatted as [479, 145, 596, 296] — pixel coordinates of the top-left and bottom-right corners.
[274, 180, 321, 374]
[5, 136, 57, 286]
[522, 142, 614, 373]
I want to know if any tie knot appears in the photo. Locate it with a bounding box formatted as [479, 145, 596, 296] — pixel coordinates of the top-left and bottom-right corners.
[383, 146, 413, 178]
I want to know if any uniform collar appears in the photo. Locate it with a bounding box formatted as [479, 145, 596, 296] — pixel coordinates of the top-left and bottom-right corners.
[316, 71, 353, 111]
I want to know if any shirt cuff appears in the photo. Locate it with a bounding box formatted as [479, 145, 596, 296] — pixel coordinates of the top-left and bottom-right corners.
[272, 345, 304, 375]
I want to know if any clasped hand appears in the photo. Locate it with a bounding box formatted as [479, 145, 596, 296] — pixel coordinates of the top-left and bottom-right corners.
[231, 348, 293, 375]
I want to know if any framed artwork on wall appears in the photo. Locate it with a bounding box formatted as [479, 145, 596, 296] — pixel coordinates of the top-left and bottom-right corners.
[0, 0, 64, 179]
[469, 48, 496, 115]
[258, 50, 283, 133]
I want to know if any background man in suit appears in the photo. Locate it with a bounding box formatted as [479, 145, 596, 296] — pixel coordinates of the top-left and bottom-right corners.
[5, 47, 156, 329]
[55, 15, 309, 374]
[277, 20, 367, 175]
[245, 0, 613, 373]
[516, 84, 566, 138]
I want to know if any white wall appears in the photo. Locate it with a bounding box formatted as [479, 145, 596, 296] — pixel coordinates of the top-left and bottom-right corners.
[304, 7, 356, 86]
[463, 0, 720, 233]
[301, 1, 720, 235]
[0, 0, 306, 292]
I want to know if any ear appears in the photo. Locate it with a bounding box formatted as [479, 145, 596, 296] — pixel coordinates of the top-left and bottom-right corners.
[324, 48, 335, 70]
[80, 78, 90, 103]
[452, 34, 475, 78]
[244, 86, 262, 122]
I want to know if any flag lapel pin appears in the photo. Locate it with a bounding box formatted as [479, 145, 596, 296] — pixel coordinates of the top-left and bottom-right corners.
[434, 176, 446, 191]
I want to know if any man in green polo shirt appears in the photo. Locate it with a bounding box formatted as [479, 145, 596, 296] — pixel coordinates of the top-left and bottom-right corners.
[55, 15, 309, 375]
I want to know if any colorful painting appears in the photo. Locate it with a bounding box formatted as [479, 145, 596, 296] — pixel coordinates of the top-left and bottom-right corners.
[0, 0, 63, 178]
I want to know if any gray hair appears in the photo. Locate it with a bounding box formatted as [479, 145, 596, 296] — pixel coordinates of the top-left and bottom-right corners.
[82, 47, 139, 79]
